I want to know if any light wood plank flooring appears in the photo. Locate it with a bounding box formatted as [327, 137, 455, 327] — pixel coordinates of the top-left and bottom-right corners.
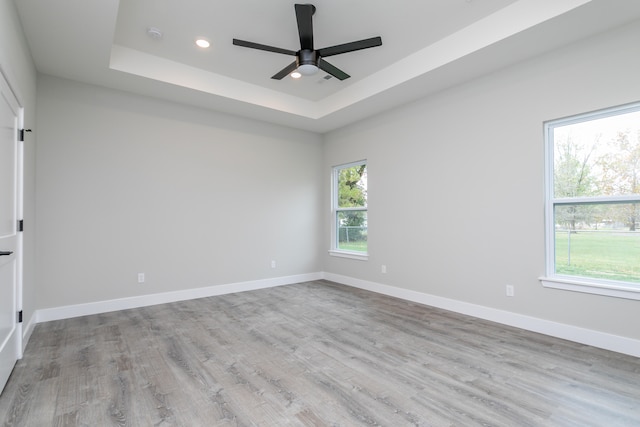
[1, 280, 639, 426]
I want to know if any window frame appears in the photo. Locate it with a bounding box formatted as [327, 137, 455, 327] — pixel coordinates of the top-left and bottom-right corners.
[329, 160, 368, 261]
[541, 102, 640, 300]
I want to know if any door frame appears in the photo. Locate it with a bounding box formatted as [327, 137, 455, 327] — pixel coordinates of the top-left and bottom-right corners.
[0, 66, 24, 361]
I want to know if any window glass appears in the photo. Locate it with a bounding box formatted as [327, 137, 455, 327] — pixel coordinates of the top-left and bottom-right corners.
[554, 203, 640, 283]
[553, 110, 640, 198]
[337, 164, 367, 208]
[337, 211, 368, 252]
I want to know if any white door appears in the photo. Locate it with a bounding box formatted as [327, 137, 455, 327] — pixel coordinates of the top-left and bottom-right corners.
[0, 71, 22, 394]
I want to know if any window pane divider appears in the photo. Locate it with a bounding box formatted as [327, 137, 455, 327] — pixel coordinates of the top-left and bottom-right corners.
[553, 195, 640, 205]
[336, 207, 367, 211]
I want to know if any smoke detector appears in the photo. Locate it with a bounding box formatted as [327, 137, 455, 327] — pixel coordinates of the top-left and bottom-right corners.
[146, 27, 163, 40]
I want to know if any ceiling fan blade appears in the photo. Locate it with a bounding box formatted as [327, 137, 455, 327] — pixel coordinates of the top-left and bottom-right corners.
[233, 39, 297, 56]
[317, 36, 382, 58]
[294, 4, 315, 50]
[318, 59, 350, 81]
[271, 61, 299, 80]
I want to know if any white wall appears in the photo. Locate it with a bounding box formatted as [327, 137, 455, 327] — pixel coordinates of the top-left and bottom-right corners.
[323, 21, 640, 341]
[36, 76, 323, 308]
[0, 0, 37, 335]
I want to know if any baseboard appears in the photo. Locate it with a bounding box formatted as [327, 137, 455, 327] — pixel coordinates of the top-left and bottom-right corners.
[36, 272, 323, 323]
[21, 312, 37, 355]
[323, 272, 640, 358]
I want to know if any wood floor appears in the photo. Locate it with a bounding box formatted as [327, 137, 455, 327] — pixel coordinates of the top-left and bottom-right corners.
[1, 280, 639, 426]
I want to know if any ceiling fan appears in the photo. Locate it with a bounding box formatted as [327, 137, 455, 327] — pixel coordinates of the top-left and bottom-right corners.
[232, 3, 382, 81]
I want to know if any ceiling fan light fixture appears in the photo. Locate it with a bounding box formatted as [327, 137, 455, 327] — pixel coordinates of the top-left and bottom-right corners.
[297, 64, 319, 76]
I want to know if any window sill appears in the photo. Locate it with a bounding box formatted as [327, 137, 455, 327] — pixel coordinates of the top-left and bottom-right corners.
[328, 250, 368, 261]
[539, 276, 640, 301]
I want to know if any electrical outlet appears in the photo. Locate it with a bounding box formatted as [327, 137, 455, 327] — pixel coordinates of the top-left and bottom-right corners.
[506, 284, 514, 297]
[381, 265, 387, 274]
[271, 260, 276, 269]
[138, 273, 145, 284]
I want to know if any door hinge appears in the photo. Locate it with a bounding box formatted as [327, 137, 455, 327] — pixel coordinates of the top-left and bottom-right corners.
[18, 311, 23, 323]
[18, 128, 32, 142]
[17, 219, 23, 232]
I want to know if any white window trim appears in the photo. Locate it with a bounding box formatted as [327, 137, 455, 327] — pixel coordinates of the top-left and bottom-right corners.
[539, 276, 640, 300]
[330, 160, 368, 261]
[328, 249, 369, 261]
[541, 101, 640, 300]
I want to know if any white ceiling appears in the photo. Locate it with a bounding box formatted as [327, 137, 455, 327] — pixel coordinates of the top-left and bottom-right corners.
[14, 0, 640, 133]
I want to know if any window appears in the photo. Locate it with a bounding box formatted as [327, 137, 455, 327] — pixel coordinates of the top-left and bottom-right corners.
[330, 161, 368, 260]
[542, 102, 640, 299]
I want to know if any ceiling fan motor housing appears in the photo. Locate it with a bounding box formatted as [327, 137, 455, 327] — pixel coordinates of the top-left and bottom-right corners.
[297, 49, 319, 74]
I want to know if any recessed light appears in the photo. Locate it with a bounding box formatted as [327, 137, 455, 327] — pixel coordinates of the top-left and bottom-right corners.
[291, 71, 302, 79]
[195, 38, 210, 48]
